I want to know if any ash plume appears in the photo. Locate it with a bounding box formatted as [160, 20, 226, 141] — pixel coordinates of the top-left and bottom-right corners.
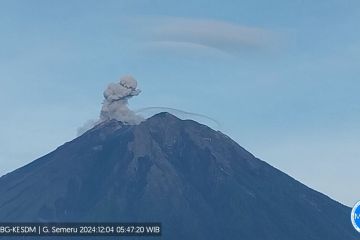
[77, 75, 143, 136]
[100, 75, 143, 124]
[78, 75, 220, 136]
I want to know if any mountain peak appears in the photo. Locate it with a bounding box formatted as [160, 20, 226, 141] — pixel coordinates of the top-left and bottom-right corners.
[0, 113, 356, 240]
[146, 112, 181, 123]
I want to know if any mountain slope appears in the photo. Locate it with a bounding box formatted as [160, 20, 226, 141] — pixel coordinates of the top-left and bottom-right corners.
[0, 113, 357, 239]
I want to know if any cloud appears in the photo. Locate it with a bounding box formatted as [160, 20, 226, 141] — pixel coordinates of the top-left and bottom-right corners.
[142, 40, 232, 58]
[124, 16, 275, 56]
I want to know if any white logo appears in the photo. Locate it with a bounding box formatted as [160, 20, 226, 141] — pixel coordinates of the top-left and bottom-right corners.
[351, 201, 360, 233]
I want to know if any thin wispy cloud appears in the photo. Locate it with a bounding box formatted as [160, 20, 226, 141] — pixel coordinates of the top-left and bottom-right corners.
[142, 40, 233, 58]
[124, 16, 276, 56]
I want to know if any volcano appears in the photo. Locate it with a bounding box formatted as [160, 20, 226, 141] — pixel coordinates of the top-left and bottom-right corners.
[0, 113, 357, 239]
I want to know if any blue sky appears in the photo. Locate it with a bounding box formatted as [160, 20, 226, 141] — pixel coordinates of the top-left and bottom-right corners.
[0, 0, 359, 206]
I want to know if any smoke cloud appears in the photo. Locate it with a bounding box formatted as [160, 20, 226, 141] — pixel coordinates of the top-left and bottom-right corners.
[100, 75, 143, 124]
[78, 75, 221, 136]
[77, 75, 143, 136]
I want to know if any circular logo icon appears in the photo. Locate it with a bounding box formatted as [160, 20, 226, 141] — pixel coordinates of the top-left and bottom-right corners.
[351, 201, 360, 232]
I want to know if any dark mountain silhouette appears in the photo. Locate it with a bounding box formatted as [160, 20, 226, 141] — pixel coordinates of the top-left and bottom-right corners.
[0, 112, 357, 239]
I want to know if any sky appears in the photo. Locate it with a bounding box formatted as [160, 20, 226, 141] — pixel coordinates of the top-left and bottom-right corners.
[0, 0, 359, 206]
